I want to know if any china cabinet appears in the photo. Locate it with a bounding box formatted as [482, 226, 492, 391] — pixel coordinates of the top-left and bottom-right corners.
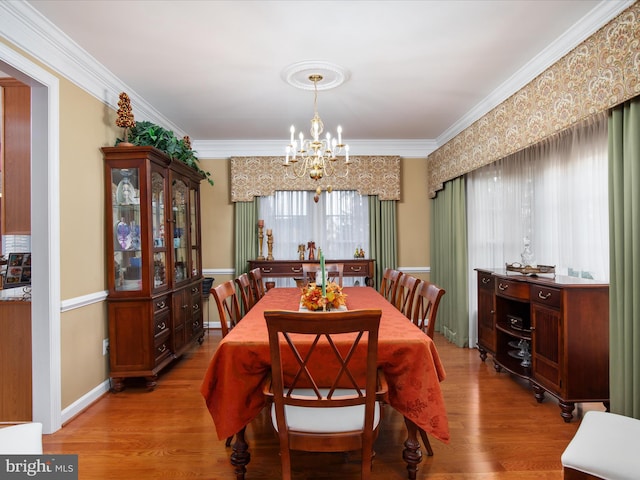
[103, 146, 204, 391]
[475, 268, 609, 421]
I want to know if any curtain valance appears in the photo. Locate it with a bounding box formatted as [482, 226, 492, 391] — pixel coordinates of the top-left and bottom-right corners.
[230, 156, 400, 202]
[427, 2, 640, 198]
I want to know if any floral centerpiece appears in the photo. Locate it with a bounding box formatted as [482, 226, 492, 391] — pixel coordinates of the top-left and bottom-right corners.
[300, 281, 347, 311]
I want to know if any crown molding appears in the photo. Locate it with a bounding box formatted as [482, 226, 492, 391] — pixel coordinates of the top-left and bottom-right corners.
[192, 139, 437, 159]
[436, 0, 635, 147]
[0, 1, 186, 136]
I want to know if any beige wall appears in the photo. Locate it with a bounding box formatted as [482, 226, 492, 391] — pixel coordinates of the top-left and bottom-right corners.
[58, 77, 117, 408]
[397, 157, 430, 281]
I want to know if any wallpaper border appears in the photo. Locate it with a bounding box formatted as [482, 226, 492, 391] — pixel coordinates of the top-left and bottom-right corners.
[230, 156, 401, 202]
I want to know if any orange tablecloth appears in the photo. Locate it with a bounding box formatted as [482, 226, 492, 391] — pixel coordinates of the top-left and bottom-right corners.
[200, 287, 450, 443]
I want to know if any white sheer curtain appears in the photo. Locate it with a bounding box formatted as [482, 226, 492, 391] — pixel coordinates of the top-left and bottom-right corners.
[466, 112, 609, 345]
[259, 190, 369, 286]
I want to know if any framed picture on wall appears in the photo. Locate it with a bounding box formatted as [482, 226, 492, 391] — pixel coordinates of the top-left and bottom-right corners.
[4, 253, 31, 288]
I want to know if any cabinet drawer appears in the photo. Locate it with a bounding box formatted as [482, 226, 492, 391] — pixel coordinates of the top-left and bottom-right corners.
[153, 296, 169, 314]
[495, 278, 529, 301]
[154, 312, 170, 338]
[154, 331, 172, 364]
[189, 283, 201, 298]
[478, 272, 494, 290]
[531, 285, 561, 309]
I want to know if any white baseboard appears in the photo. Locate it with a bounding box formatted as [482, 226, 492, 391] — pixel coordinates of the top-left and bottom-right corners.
[60, 379, 111, 426]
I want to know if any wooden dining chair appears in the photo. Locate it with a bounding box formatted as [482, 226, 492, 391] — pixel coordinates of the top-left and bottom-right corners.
[379, 268, 403, 305]
[263, 309, 387, 480]
[211, 280, 242, 337]
[410, 280, 445, 457]
[249, 267, 266, 301]
[234, 273, 255, 315]
[412, 281, 446, 339]
[395, 275, 420, 319]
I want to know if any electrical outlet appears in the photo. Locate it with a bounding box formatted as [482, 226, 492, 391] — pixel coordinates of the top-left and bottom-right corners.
[102, 338, 109, 356]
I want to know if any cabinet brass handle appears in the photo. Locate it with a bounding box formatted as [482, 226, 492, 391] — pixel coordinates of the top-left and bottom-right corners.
[158, 322, 166, 330]
[498, 283, 509, 291]
[538, 291, 552, 300]
[193, 303, 200, 311]
[192, 287, 199, 294]
[490, 310, 495, 315]
[481, 277, 490, 284]
[158, 344, 167, 353]
[262, 267, 273, 273]
[350, 266, 362, 272]
[182, 304, 188, 310]
[193, 320, 200, 328]
[291, 267, 302, 273]
[156, 301, 166, 309]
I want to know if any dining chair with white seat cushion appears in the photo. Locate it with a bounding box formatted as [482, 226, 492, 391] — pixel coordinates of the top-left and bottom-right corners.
[263, 308, 387, 480]
[561, 410, 640, 480]
[0, 422, 43, 454]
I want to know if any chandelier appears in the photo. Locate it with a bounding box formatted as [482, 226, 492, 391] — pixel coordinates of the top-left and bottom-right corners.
[283, 74, 350, 191]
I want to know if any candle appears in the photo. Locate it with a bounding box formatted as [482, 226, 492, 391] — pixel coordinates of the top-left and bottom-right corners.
[257, 219, 264, 228]
[320, 250, 326, 297]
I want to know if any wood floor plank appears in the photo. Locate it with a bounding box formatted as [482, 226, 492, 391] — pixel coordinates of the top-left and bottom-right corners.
[43, 330, 604, 479]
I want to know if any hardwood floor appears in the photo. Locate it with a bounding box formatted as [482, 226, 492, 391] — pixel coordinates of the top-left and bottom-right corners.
[43, 329, 604, 479]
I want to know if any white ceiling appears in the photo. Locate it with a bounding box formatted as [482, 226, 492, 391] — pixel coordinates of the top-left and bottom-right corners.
[20, 1, 632, 156]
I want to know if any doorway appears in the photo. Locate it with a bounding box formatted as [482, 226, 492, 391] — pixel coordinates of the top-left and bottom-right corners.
[0, 43, 61, 434]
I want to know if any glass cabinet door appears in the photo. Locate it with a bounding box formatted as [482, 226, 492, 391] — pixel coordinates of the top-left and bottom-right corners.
[112, 168, 142, 291]
[189, 187, 200, 278]
[172, 179, 188, 283]
[151, 171, 167, 289]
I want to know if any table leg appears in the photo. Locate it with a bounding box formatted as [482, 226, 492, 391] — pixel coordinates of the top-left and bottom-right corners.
[230, 426, 250, 480]
[403, 417, 423, 480]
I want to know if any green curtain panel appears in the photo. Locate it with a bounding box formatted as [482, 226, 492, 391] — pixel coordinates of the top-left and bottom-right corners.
[368, 196, 397, 291]
[430, 177, 469, 347]
[608, 97, 640, 418]
[234, 200, 258, 276]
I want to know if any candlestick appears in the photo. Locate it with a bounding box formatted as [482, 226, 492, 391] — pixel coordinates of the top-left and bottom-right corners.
[257, 223, 265, 260]
[267, 230, 274, 261]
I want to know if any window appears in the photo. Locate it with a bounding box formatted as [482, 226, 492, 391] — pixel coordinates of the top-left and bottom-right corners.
[259, 190, 369, 286]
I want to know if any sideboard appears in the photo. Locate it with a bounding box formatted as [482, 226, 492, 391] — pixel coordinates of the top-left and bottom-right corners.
[248, 259, 375, 287]
[475, 268, 609, 422]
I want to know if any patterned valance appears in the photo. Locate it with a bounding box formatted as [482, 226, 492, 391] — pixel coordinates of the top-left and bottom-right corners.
[230, 156, 400, 202]
[427, 2, 640, 198]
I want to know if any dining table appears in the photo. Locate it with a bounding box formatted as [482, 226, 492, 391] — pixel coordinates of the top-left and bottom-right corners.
[200, 286, 450, 479]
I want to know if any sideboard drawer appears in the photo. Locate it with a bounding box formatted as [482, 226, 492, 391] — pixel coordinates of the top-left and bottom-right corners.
[495, 278, 530, 301]
[257, 262, 303, 276]
[343, 261, 368, 275]
[531, 285, 561, 309]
